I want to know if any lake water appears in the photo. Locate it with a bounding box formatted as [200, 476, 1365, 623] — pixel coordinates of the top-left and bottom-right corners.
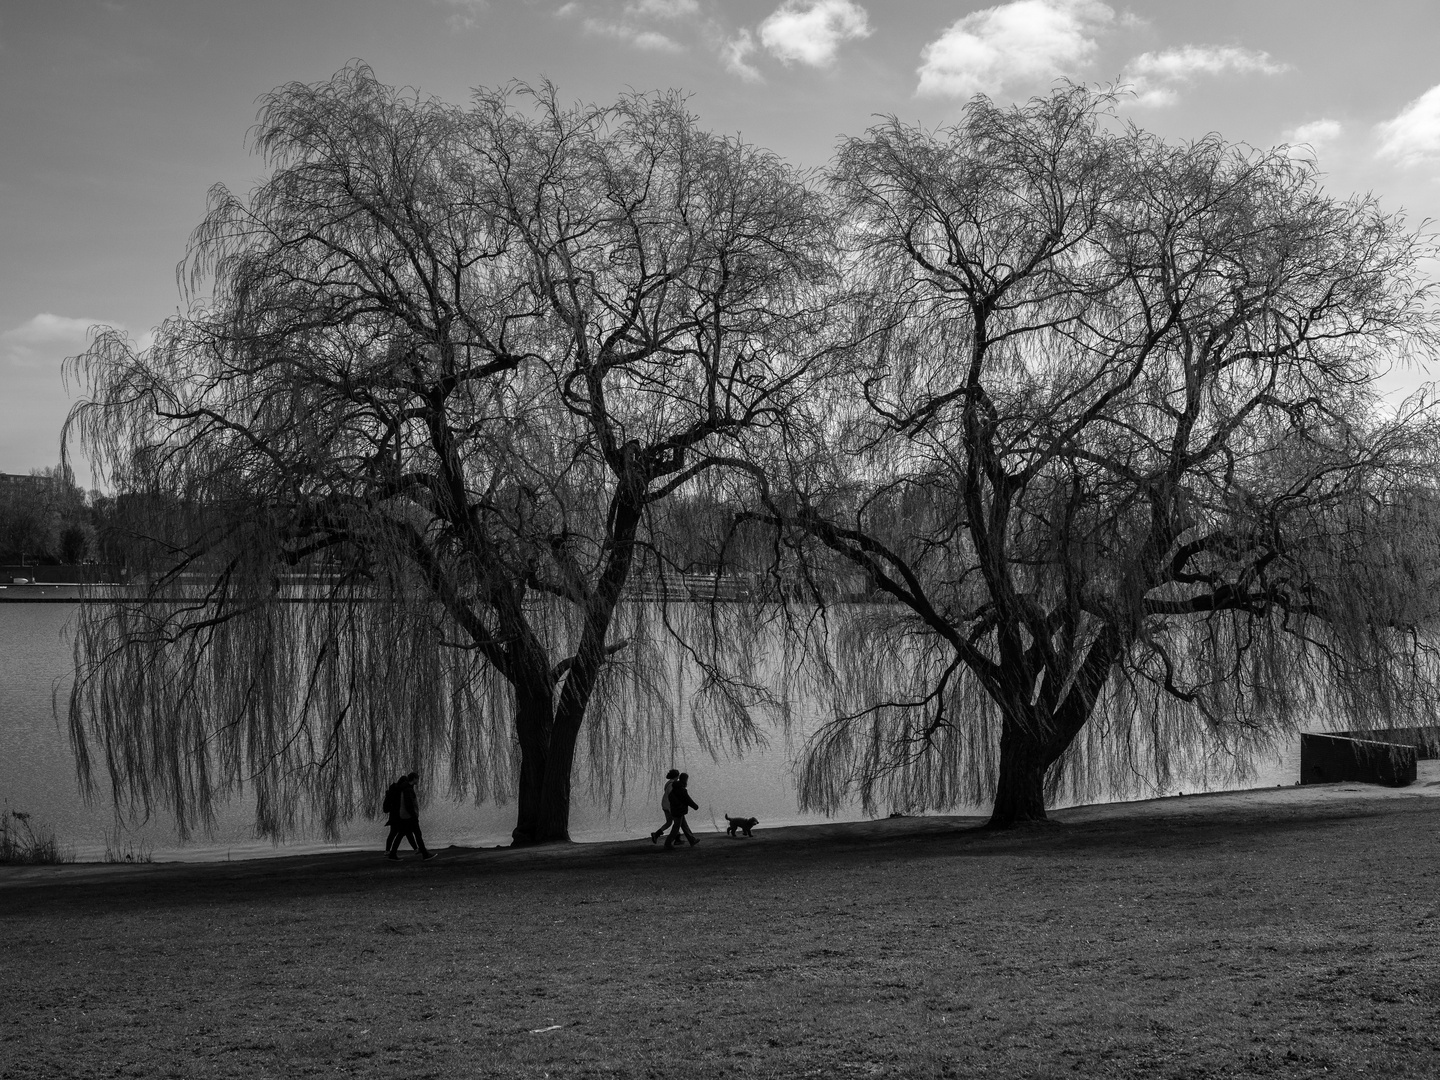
[0, 602, 1298, 862]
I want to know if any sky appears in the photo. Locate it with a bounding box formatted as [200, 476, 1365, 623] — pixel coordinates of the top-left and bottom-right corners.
[3, 0, 1440, 479]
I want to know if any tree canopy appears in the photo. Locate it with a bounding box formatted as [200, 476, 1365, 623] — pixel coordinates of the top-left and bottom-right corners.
[64, 74, 1440, 840]
[65, 65, 835, 842]
[741, 87, 1440, 826]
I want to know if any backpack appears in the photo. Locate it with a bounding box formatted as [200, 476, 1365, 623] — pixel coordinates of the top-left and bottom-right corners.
[382, 783, 400, 816]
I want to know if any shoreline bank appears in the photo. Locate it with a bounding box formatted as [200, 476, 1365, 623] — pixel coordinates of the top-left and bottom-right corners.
[7, 766, 1439, 888]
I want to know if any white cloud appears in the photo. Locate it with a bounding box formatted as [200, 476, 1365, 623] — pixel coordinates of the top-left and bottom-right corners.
[758, 0, 871, 68]
[1290, 120, 1342, 160]
[624, 0, 700, 17]
[1, 314, 111, 368]
[916, 0, 1113, 100]
[602, 24, 684, 49]
[1125, 45, 1288, 107]
[558, 1, 690, 51]
[1377, 85, 1440, 166]
[440, 0, 489, 31]
[580, 20, 682, 49]
[722, 30, 763, 80]
[1130, 44, 1286, 80]
[1290, 119, 1342, 146]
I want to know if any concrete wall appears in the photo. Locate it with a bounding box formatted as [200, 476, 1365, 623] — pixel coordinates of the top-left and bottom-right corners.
[1299, 733, 1417, 787]
[1330, 727, 1440, 761]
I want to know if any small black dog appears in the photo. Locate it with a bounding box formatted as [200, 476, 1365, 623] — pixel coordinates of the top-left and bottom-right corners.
[725, 814, 759, 837]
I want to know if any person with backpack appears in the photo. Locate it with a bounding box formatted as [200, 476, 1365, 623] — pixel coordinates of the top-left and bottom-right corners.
[649, 768, 680, 844]
[663, 771, 700, 849]
[384, 772, 436, 860]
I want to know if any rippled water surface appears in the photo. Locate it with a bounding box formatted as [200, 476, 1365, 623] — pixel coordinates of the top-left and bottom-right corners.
[0, 602, 1298, 862]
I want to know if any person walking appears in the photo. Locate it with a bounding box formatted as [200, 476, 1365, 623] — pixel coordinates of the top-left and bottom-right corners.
[382, 774, 415, 857]
[387, 772, 437, 860]
[650, 768, 680, 843]
[663, 771, 699, 849]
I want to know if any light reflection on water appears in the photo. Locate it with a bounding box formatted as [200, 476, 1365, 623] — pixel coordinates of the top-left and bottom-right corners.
[0, 602, 1297, 863]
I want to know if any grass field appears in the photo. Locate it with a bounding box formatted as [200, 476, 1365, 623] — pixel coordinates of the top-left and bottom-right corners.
[4, 786, 1440, 1079]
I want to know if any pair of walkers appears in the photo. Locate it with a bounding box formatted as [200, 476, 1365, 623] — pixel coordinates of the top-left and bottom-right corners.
[650, 768, 699, 848]
[383, 772, 436, 860]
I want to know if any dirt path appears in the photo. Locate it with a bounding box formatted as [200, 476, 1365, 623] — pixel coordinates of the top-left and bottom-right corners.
[8, 767, 1440, 890]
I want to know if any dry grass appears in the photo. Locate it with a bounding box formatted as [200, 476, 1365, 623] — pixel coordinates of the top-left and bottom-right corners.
[101, 828, 153, 865]
[4, 791, 1440, 1078]
[0, 810, 70, 866]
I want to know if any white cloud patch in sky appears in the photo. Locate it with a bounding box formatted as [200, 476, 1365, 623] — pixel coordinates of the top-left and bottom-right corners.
[1283, 118, 1343, 159]
[582, 19, 684, 50]
[916, 0, 1113, 100]
[1377, 85, 1440, 166]
[624, 0, 700, 17]
[722, 29, 763, 80]
[440, 0, 490, 31]
[1288, 119, 1342, 146]
[1, 314, 111, 368]
[558, 1, 690, 52]
[1125, 45, 1288, 107]
[758, 0, 871, 68]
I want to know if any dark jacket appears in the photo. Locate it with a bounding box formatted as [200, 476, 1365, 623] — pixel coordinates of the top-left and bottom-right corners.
[398, 780, 419, 823]
[385, 780, 419, 828]
[669, 783, 698, 817]
[383, 782, 404, 828]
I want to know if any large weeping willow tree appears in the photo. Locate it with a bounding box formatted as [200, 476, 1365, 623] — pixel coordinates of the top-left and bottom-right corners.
[739, 86, 1440, 827]
[63, 65, 836, 844]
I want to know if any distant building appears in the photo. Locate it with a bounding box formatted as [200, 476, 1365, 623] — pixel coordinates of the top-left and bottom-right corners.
[0, 471, 61, 491]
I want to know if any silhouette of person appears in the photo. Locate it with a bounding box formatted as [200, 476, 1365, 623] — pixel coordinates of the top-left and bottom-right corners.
[387, 772, 436, 860]
[383, 774, 418, 857]
[663, 771, 699, 849]
[650, 768, 680, 844]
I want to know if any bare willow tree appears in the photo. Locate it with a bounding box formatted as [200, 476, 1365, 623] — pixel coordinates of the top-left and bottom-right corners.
[64, 65, 834, 844]
[742, 86, 1440, 827]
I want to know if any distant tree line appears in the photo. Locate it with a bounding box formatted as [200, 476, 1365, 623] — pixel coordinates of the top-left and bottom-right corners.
[0, 468, 111, 567]
[61, 66, 1440, 843]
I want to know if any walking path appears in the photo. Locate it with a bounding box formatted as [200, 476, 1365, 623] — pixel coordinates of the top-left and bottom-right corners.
[6, 762, 1439, 890]
[1059, 758, 1440, 824]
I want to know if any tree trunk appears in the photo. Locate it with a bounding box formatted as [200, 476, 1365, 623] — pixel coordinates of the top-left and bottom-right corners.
[528, 607, 626, 845]
[987, 717, 1053, 828]
[533, 717, 583, 844]
[987, 635, 1119, 829]
[523, 462, 643, 844]
[509, 679, 555, 846]
[508, 458, 645, 846]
